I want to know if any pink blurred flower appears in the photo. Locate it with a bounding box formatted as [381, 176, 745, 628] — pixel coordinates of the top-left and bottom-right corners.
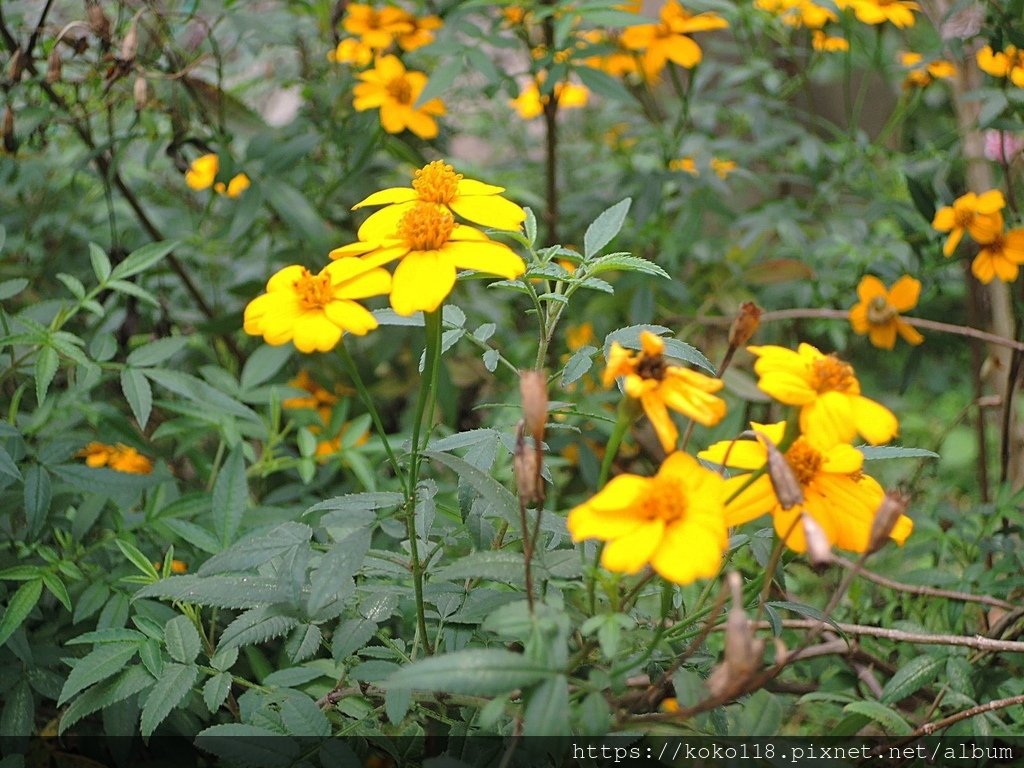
[984, 130, 1024, 163]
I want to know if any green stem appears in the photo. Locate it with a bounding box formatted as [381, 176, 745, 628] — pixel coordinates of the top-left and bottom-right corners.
[337, 342, 404, 484]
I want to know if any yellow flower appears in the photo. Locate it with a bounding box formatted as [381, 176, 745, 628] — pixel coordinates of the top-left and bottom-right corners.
[315, 420, 371, 461]
[343, 4, 413, 49]
[756, 0, 836, 29]
[699, 422, 913, 554]
[567, 322, 595, 352]
[899, 52, 955, 88]
[812, 30, 849, 52]
[710, 157, 736, 178]
[670, 156, 699, 176]
[329, 37, 374, 67]
[353, 160, 525, 234]
[353, 55, 446, 139]
[849, 275, 924, 349]
[396, 12, 442, 52]
[214, 173, 250, 198]
[603, 331, 726, 452]
[153, 559, 189, 574]
[931, 190, 1005, 257]
[971, 228, 1024, 284]
[568, 452, 728, 585]
[620, 0, 728, 76]
[283, 370, 341, 410]
[747, 343, 898, 445]
[330, 203, 525, 316]
[78, 442, 153, 474]
[836, 0, 918, 27]
[977, 45, 1024, 88]
[185, 154, 219, 190]
[510, 77, 589, 120]
[243, 260, 391, 352]
[502, 5, 530, 25]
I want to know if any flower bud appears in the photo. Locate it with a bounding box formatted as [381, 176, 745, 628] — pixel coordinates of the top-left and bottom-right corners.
[867, 490, 909, 554]
[46, 48, 63, 83]
[120, 15, 139, 62]
[729, 301, 762, 349]
[513, 421, 545, 505]
[802, 513, 832, 567]
[519, 369, 548, 446]
[133, 76, 148, 111]
[6, 48, 25, 84]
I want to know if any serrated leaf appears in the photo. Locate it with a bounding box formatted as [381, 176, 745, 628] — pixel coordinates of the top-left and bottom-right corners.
[116, 539, 160, 580]
[604, 324, 715, 374]
[765, 601, 843, 636]
[135, 576, 285, 608]
[58, 642, 140, 706]
[734, 689, 783, 736]
[144, 368, 259, 422]
[212, 448, 248, 547]
[287, 624, 322, 663]
[23, 464, 51, 540]
[0, 579, 42, 648]
[41, 571, 71, 612]
[859, 445, 939, 460]
[110, 240, 179, 280]
[279, 692, 331, 737]
[561, 345, 597, 388]
[196, 724, 300, 766]
[120, 368, 153, 428]
[416, 56, 463, 107]
[126, 337, 189, 368]
[881, 654, 944, 704]
[587, 254, 669, 280]
[202, 672, 232, 714]
[140, 662, 198, 738]
[89, 243, 112, 283]
[333, 618, 377, 660]
[426, 451, 518, 527]
[434, 551, 531, 583]
[524, 675, 570, 736]
[385, 685, 412, 725]
[66, 628, 145, 645]
[164, 615, 202, 664]
[59, 665, 154, 735]
[218, 607, 299, 651]
[843, 700, 911, 735]
[199, 522, 312, 576]
[0, 444, 21, 481]
[34, 345, 59, 405]
[524, 207, 537, 246]
[382, 649, 551, 695]
[584, 198, 631, 259]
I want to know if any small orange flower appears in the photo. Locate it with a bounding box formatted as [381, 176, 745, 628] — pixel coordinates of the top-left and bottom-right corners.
[977, 45, 1024, 88]
[620, 0, 729, 76]
[849, 275, 924, 349]
[812, 31, 849, 52]
[972, 229, 1024, 284]
[931, 190, 1005, 257]
[899, 52, 955, 88]
[78, 442, 153, 474]
[352, 55, 446, 139]
[510, 77, 589, 120]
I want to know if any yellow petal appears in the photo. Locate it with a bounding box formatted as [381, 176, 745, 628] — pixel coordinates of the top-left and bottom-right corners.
[587, 474, 650, 512]
[601, 520, 664, 574]
[641, 393, 678, 452]
[800, 392, 856, 446]
[292, 311, 343, 353]
[650, 521, 723, 584]
[357, 202, 417, 240]
[390, 251, 455, 315]
[699, 438, 767, 470]
[850, 395, 898, 445]
[887, 275, 921, 311]
[441, 240, 525, 278]
[856, 275, 887, 303]
[724, 473, 776, 526]
[323, 300, 378, 336]
[353, 187, 419, 209]
[449, 194, 525, 230]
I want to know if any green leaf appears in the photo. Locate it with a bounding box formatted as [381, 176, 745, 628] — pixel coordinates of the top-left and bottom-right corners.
[106, 279, 160, 307]
[0, 278, 28, 301]
[199, 522, 312, 576]
[41, 571, 71, 612]
[164, 615, 202, 664]
[426, 451, 518, 527]
[210, 645, 238, 672]
[0, 444, 21, 481]
[734, 689, 783, 736]
[196, 724, 300, 766]
[604, 325, 715, 374]
[202, 672, 232, 714]
[218, 607, 299, 651]
[0, 578, 42, 648]
[279, 692, 331, 737]
[58, 642, 140, 706]
[843, 700, 912, 736]
[212, 447, 248, 547]
[416, 56, 463, 107]
[523, 675, 570, 736]
[576, 65, 633, 102]
[434, 551, 532, 584]
[561, 345, 597, 388]
[240, 344, 291, 391]
[307, 531, 369, 616]
[263, 183, 333, 251]
[858, 445, 940, 460]
[127, 338, 189, 368]
[135, 576, 285, 609]
[765, 601, 843, 636]
[23, 464, 51, 540]
[524, 207, 537, 246]
[116, 539, 160, 580]
[587, 253, 669, 280]
[59, 665, 154, 735]
[881, 654, 944, 704]
[584, 198, 631, 259]
[110, 240, 179, 280]
[73, 582, 111, 624]
[1, 679, 33, 738]
[144, 368, 259, 422]
[140, 662, 198, 738]
[66, 628, 145, 645]
[382, 649, 551, 696]
[34, 345, 59, 405]
[120, 367, 153, 428]
[89, 243, 112, 283]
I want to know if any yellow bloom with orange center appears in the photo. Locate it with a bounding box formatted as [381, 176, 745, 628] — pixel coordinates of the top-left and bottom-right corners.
[329, 37, 374, 67]
[977, 45, 1024, 88]
[899, 52, 955, 88]
[604, 331, 726, 452]
[747, 343, 898, 445]
[330, 203, 525, 315]
[669, 156, 699, 176]
[353, 160, 525, 234]
[620, 0, 728, 76]
[812, 30, 849, 52]
[185, 154, 249, 197]
[699, 422, 913, 554]
[243, 260, 390, 353]
[972, 228, 1024, 284]
[849, 275, 924, 350]
[78, 442, 153, 474]
[568, 452, 728, 585]
[343, 4, 413, 49]
[396, 12, 442, 51]
[314, 420, 371, 461]
[353, 55, 445, 139]
[836, 0, 918, 28]
[283, 370, 341, 410]
[510, 77, 590, 120]
[931, 190, 1005, 257]
[755, 0, 836, 29]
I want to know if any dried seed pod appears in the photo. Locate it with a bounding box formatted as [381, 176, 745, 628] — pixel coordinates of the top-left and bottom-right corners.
[46, 48, 63, 84]
[519, 369, 548, 446]
[513, 421, 545, 505]
[133, 75, 148, 111]
[866, 490, 909, 555]
[6, 48, 25, 84]
[756, 430, 803, 510]
[801, 513, 833, 567]
[87, 2, 112, 41]
[2, 106, 15, 153]
[728, 301, 763, 349]
[120, 15, 139, 62]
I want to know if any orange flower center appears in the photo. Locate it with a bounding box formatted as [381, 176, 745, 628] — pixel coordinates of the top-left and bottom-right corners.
[810, 354, 856, 394]
[294, 268, 333, 309]
[866, 295, 896, 325]
[386, 76, 413, 105]
[784, 438, 823, 486]
[641, 478, 688, 522]
[398, 203, 455, 250]
[413, 160, 461, 204]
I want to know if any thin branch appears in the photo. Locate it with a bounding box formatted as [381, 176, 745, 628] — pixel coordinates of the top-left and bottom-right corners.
[912, 694, 1024, 736]
[747, 619, 1024, 653]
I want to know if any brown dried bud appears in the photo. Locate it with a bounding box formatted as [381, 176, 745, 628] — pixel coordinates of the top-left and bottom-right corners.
[708, 573, 764, 698]
[46, 48, 63, 84]
[7, 48, 25, 84]
[133, 76, 148, 111]
[866, 490, 909, 555]
[120, 15, 139, 62]
[519, 369, 548, 446]
[756, 430, 803, 510]
[801, 513, 832, 567]
[2, 107, 14, 153]
[87, 2, 112, 41]
[513, 421, 545, 505]
[728, 301, 762, 349]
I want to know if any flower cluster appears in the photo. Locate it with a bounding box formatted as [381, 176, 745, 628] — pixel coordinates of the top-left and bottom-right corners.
[185, 154, 250, 198]
[330, 3, 442, 66]
[352, 55, 446, 139]
[932, 190, 1024, 284]
[670, 156, 736, 178]
[836, 0, 918, 28]
[977, 44, 1024, 88]
[510, 76, 590, 120]
[284, 371, 368, 459]
[899, 52, 955, 88]
[78, 442, 153, 474]
[619, 0, 728, 76]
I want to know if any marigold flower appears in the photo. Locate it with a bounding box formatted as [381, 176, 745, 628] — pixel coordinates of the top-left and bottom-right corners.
[243, 260, 390, 352]
[812, 30, 849, 52]
[353, 160, 525, 234]
[669, 156, 699, 176]
[329, 37, 374, 67]
[972, 228, 1024, 284]
[153, 559, 189, 574]
[353, 55, 445, 139]
[510, 77, 589, 120]
[214, 173, 250, 198]
[396, 12, 442, 51]
[977, 45, 1024, 88]
[314, 420, 370, 460]
[848, 275, 924, 350]
[568, 452, 728, 584]
[78, 442, 153, 474]
[899, 52, 955, 88]
[343, 4, 413, 48]
[710, 157, 736, 179]
[931, 190, 1005, 257]
[283, 370, 341, 410]
[747, 343, 898, 445]
[620, 0, 728, 75]
[836, 0, 918, 28]
[699, 422, 913, 554]
[185, 154, 219, 190]
[756, 0, 836, 29]
[330, 203, 525, 315]
[604, 331, 726, 452]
